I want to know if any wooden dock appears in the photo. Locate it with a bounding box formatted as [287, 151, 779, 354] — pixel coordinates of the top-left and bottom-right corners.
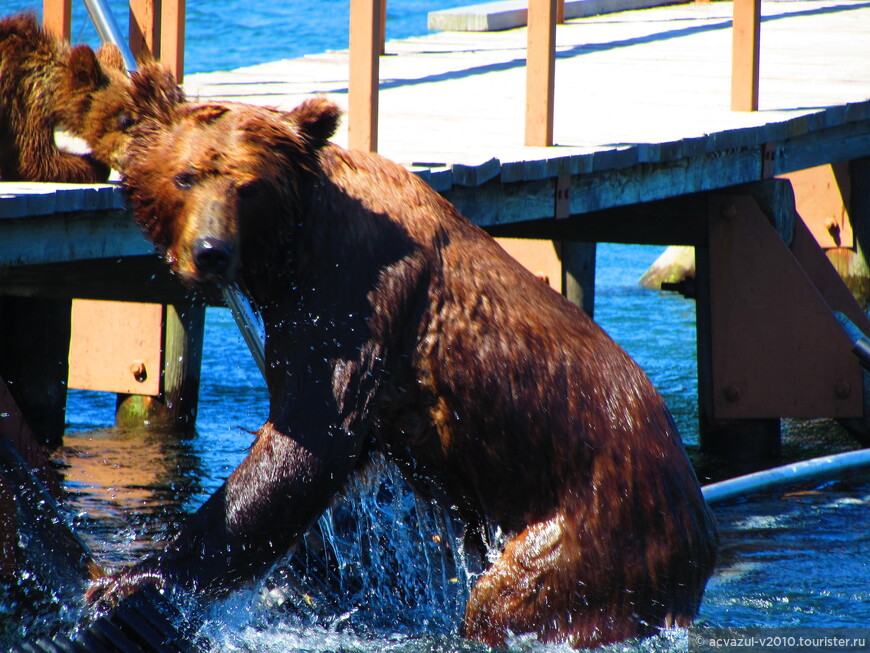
[182, 0, 870, 199]
[2, 0, 870, 461]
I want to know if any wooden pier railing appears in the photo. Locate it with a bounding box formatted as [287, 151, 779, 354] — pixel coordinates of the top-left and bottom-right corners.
[42, 0, 763, 148]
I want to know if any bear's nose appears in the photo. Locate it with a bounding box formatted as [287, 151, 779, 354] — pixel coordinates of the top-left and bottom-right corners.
[193, 237, 234, 276]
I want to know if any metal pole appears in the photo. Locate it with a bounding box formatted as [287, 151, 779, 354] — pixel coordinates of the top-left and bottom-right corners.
[222, 286, 266, 379]
[82, 0, 137, 72]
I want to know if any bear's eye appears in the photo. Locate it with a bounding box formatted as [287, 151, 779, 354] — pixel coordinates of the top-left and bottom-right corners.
[117, 113, 135, 131]
[174, 172, 195, 190]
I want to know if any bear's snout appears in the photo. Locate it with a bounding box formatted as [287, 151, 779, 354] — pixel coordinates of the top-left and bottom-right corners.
[192, 236, 235, 281]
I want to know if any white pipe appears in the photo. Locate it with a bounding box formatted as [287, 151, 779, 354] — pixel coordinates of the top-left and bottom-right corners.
[702, 448, 870, 505]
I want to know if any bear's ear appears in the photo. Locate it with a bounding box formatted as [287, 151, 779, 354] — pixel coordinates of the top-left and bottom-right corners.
[130, 64, 186, 123]
[288, 97, 341, 146]
[66, 45, 103, 92]
[96, 43, 126, 73]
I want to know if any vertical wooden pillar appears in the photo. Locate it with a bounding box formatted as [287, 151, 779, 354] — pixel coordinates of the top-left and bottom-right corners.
[116, 302, 204, 431]
[731, 0, 761, 112]
[349, 0, 382, 152]
[525, 0, 557, 146]
[379, 0, 387, 55]
[43, 0, 72, 40]
[0, 297, 71, 449]
[161, 0, 185, 82]
[562, 241, 597, 317]
[130, 0, 162, 63]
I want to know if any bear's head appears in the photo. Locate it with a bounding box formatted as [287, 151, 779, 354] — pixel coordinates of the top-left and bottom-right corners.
[123, 97, 341, 288]
[59, 46, 185, 173]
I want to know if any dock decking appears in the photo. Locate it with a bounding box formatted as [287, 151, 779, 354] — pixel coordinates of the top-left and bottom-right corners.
[181, 0, 870, 223]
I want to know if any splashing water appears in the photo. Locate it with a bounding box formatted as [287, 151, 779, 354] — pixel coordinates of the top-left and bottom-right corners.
[198, 453, 487, 651]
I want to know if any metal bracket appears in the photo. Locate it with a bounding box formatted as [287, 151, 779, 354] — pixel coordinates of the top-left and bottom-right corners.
[555, 174, 571, 219]
[762, 142, 778, 179]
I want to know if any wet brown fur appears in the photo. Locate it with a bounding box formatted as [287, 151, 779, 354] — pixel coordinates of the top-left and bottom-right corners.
[111, 95, 718, 648]
[0, 12, 183, 181]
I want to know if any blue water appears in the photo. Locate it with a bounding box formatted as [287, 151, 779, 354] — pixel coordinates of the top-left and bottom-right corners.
[1, 0, 869, 649]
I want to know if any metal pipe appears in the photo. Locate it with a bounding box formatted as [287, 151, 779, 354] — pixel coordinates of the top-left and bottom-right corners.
[82, 0, 137, 72]
[702, 448, 870, 505]
[222, 286, 266, 378]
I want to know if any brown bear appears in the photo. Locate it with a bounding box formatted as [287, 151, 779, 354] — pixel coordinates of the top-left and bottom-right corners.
[92, 96, 718, 648]
[0, 12, 182, 182]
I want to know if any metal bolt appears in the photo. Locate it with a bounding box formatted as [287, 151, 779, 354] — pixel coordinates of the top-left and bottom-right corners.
[834, 380, 851, 399]
[130, 360, 147, 383]
[724, 384, 742, 402]
[721, 203, 738, 221]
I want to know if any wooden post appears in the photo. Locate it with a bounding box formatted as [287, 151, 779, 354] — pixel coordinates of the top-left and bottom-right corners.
[525, 0, 557, 146]
[0, 297, 71, 449]
[380, 0, 387, 55]
[115, 302, 204, 431]
[130, 0, 162, 63]
[160, 0, 185, 82]
[43, 0, 71, 41]
[731, 0, 761, 112]
[557, 0, 566, 23]
[562, 241, 597, 317]
[349, 0, 381, 152]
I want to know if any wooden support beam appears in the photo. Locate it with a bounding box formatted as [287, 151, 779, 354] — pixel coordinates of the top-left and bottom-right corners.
[695, 180, 869, 460]
[380, 0, 387, 55]
[68, 300, 163, 398]
[348, 0, 382, 152]
[130, 0, 162, 63]
[525, 0, 557, 146]
[115, 302, 204, 431]
[42, 0, 71, 41]
[160, 0, 185, 82]
[731, 0, 761, 112]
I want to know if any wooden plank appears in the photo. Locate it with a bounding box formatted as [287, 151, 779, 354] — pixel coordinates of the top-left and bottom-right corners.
[0, 184, 125, 219]
[68, 300, 163, 396]
[160, 0, 185, 82]
[428, 0, 680, 32]
[525, 0, 557, 147]
[348, 0, 382, 152]
[0, 257, 198, 306]
[130, 0, 162, 62]
[731, 0, 761, 111]
[0, 210, 153, 267]
[707, 191, 862, 419]
[42, 0, 71, 41]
